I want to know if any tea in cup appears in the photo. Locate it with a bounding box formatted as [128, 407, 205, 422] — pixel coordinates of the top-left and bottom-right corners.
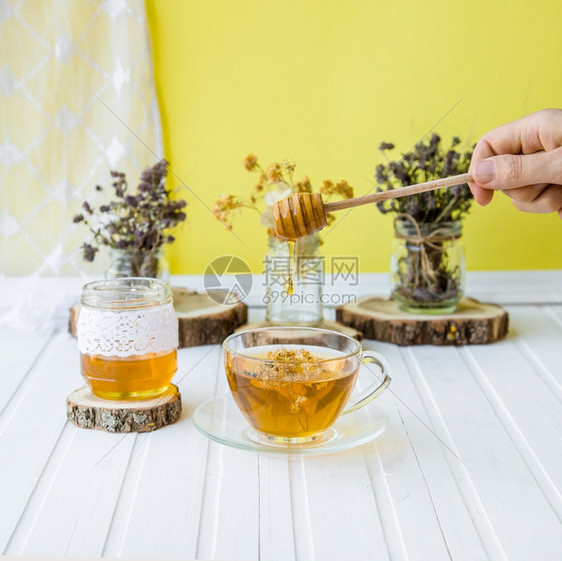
[223, 327, 391, 446]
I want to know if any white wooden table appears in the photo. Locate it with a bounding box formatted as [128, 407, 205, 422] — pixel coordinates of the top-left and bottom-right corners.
[1, 272, 561, 561]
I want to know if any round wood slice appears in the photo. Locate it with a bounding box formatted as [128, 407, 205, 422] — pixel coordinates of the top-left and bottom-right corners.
[69, 287, 248, 348]
[336, 296, 509, 346]
[236, 320, 363, 340]
[67, 384, 182, 432]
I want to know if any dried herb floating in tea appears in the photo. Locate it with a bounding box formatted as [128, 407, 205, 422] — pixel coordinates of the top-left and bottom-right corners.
[227, 346, 357, 435]
[252, 347, 329, 384]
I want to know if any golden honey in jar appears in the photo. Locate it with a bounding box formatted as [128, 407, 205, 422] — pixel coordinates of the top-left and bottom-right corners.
[77, 278, 178, 400]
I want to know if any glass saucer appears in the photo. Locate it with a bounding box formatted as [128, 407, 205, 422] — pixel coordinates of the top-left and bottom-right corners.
[192, 394, 388, 456]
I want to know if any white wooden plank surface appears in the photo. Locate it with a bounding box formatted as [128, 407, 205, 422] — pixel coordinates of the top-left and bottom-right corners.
[0, 273, 561, 561]
[406, 344, 562, 560]
[0, 332, 79, 553]
[5, 427, 135, 557]
[196, 354, 261, 561]
[0, 330, 53, 415]
[509, 305, 562, 388]
[102, 345, 221, 560]
[301, 451, 390, 560]
[362, 341, 490, 561]
[461, 313, 562, 507]
[259, 455, 296, 561]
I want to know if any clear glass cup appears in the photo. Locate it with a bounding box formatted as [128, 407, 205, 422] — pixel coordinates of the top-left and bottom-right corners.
[77, 278, 178, 400]
[223, 326, 391, 447]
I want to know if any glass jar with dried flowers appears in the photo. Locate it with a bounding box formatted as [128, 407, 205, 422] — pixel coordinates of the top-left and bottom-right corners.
[73, 160, 187, 279]
[213, 155, 353, 324]
[375, 135, 474, 314]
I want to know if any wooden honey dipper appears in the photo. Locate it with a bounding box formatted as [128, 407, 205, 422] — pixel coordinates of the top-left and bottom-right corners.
[272, 172, 473, 240]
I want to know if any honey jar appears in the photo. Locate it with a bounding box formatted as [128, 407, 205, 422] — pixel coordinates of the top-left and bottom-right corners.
[77, 278, 178, 400]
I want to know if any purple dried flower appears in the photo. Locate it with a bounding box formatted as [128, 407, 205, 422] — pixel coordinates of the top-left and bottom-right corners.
[374, 134, 474, 223]
[140, 170, 152, 183]
[378, 142, 395, 151]
[72, 160, 186, 265]
[81, 242, 98, 262]
[394, 164, 410, 185]
[125, 195, 138, 207]
[375, 164, 385, 183]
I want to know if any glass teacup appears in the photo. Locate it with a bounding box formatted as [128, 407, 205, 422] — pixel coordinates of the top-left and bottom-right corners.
[223, 327, 391, 447]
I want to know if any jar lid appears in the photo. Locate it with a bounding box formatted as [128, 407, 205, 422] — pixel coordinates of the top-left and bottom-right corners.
[81, 277, 173, 309]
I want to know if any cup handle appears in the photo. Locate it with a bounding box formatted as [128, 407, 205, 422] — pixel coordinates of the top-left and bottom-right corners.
[342, 351, 391, 415]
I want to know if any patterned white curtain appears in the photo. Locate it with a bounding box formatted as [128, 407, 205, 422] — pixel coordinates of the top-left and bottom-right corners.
[0, 0, 163, 277]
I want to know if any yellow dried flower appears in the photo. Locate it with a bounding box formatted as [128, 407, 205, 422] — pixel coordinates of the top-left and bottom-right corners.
[244, 154, 258, 171]
[295, 176, 312, 193]
[282, 160, 296, 174]
[254, 174, 266, 193]
[320, 179, 334, 195]
[266, 162, 283, 183]
[320, 179, 354, 199]
[335, 179, 354, 199]
[215, 153, 353, 236]
[212, 194, 247, 230]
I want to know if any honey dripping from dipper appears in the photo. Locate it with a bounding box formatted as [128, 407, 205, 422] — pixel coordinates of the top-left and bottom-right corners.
[287, 240, 295, 295]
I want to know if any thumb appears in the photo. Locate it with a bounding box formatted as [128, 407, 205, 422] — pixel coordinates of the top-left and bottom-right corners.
[472, 149, 562, 190]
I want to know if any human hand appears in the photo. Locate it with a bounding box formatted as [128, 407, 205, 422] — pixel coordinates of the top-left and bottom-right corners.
[469, 109, 562, 218]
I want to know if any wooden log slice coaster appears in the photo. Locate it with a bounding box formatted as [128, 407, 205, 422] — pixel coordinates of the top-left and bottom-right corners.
[69, 287, 248, 348]
[174, 289, 247, 347]
[236, 320, 363, 340]
[67, 384, 182, 432]
[336, 297, 508, 346]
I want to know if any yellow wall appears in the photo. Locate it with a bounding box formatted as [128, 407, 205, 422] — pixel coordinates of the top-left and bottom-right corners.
[145, 0, 561, 274]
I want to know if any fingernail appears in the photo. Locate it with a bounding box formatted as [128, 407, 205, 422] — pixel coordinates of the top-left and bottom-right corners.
[474, 160, 495, 184]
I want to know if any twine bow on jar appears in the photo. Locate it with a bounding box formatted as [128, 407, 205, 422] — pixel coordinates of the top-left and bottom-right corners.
[393, 213, 460, 282]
